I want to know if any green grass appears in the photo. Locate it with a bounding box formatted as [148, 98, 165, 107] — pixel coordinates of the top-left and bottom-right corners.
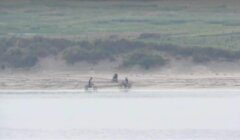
[0, 0, 240, 49]
[1, 36, 240, 69]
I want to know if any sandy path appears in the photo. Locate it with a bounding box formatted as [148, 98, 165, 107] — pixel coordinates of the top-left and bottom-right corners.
[1, 71, 240, 90]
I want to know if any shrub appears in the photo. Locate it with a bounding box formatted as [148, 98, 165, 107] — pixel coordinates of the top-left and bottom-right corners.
[63, 46, 113, 64]
[4, 47, 38, 68]
[122, 51, 166, 69]
[138, 33, 162, 39]
[1, 36, 240, 69]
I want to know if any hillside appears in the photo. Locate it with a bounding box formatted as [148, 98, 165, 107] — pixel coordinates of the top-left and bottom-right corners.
[0, 0, 240, 71]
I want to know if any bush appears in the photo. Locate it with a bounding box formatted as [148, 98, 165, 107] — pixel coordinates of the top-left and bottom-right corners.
[138, 33, 162, 39]
[153, 44, 240, 63]
[122, 51, 166, 69]
[63, 46, 114, 64]
[3, 47, 38, 68]
[1, 36, 240, 69]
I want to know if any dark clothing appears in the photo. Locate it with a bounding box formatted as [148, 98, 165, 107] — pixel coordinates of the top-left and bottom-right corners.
[88, 77, 93, 87]
[112, 73, 118, 82]
[125, 78, 128, 84]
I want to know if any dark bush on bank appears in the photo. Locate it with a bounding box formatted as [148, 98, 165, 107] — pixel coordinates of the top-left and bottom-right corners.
[3, 47, 38, 68]
[122, 51, 166, 69]
[153, 43, 240, 62]
[63, 46, 114, 64]
[138, 33, 162, 39]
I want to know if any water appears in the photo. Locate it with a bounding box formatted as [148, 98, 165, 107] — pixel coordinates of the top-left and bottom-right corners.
[0, 90, 240, 140]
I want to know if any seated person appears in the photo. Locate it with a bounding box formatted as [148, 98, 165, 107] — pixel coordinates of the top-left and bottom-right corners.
[123, 77, 129, 88]
[112, 73, 118, 83]
[88, 77, 94, 87]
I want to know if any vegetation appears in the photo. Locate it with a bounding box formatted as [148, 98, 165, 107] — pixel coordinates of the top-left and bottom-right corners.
[122, 51, 166, 69]
[0, 0, 240, 69]
[0, 36, 240, 69]
[63, 45, 113, 64]
[3, 47, 38, 68]
[1, 0, 240, 49]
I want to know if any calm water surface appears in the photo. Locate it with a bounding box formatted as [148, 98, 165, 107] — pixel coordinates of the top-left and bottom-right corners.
[0, 90, 240, 140]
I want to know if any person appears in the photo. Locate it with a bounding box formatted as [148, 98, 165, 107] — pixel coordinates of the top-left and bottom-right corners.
[88, 77, 94, 87]
[123, 77, 129, 88]
[112, 73, 118, 83]
[125, 77, 128, 85]
[85, 77, 97, 91]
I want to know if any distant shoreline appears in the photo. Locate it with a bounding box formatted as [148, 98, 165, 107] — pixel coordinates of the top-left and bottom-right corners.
[1, 72, 240, 90]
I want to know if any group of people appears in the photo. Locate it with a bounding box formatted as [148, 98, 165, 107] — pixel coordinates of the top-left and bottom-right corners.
[111, 73, 130, 88]
[86, 73, 131, 90]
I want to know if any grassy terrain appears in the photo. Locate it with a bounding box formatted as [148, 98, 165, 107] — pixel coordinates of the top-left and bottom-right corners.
[1, 0, 240, 70]
[1, 37, 240, 69]
[1, 0, 240, 50]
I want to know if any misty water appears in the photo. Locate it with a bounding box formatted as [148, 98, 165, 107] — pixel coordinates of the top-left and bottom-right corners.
[0, 90, 240, 140]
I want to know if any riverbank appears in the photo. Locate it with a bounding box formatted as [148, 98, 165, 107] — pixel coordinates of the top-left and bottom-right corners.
[1, 71, 240, 90]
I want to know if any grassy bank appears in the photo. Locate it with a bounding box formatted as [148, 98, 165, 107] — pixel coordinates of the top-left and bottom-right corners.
[1, 0, 240, 70]
[0, 36, 240, 70]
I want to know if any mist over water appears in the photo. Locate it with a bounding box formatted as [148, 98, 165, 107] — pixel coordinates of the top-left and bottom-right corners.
[0, 90, 240, 140]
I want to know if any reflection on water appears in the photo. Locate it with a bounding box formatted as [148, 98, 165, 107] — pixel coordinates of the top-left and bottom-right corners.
[0, 90, 240, 140]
